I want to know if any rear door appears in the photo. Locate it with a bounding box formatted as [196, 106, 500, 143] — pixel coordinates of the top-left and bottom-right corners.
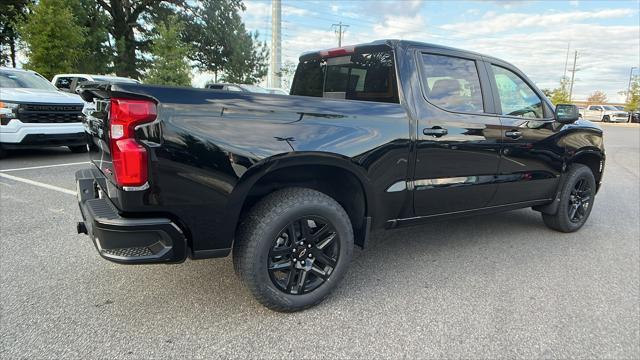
[412, 49, 502, 216]
[484, 61, 560, 205]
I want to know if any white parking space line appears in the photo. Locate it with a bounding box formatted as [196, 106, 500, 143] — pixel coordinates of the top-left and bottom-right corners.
[0, 161, 89, 173]
[0, 173, 76, 196]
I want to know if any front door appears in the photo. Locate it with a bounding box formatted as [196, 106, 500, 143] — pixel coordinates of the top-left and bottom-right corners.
[413, 51, 502, 216]
[485, 62, 561, 205]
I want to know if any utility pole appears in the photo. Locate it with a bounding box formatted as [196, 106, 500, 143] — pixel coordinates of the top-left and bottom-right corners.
[568, 50, 578, 102]
[563, 42, 570, 81]
[270, 0, 281, 88]
[626, 67, 637, 103]
[331, 21, 349, 47]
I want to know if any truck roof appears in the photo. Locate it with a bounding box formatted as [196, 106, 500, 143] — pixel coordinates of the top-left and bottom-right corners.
[300, 39, 512, 67]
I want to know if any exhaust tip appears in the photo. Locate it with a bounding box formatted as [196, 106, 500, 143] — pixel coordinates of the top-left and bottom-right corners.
[76, 221, 88, 235]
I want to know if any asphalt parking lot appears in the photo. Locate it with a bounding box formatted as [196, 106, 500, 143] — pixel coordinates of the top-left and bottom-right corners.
[0, 123, 638, 359]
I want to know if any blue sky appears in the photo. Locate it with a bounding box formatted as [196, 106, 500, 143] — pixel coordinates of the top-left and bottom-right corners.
[234, 0, 640, 102]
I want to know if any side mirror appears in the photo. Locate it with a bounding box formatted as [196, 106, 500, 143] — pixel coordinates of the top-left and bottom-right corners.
[555, 104, 579, 124]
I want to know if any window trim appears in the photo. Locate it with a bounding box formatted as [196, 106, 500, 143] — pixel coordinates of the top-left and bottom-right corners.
[485, 61, 555, 121]
[415, 49, 495, 117]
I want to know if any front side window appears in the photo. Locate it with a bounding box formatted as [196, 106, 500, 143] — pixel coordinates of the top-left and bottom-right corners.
[291, 48, 399, 104]
[420, 53, 484, 113]
[55, 77, 72, 89]
[492, 65, 543, 119]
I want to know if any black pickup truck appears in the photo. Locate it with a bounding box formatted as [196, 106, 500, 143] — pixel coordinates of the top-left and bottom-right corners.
[76, 40, 604, 311]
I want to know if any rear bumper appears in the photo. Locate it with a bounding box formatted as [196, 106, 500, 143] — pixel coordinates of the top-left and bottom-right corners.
[75, 168, 187, 264]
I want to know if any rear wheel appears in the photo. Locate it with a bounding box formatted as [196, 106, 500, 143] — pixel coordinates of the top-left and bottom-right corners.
[68, 145, 87, 153]
[233, 187, 353, 312]
[542, 164, 596, 232]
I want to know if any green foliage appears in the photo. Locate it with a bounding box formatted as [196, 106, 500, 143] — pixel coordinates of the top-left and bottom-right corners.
[587, 90, 608, 104]
[279, 61, 297, 92]
[187, 0, 268, 84]
[19, 0, 85, 79]
[0, 0, 32, 67]
[221, 31, 269, 84]
[145, 16, 191, 86]
[70, 0, 112, 74]
[624, 75, 640, 111]
[549, 78, 571, 105]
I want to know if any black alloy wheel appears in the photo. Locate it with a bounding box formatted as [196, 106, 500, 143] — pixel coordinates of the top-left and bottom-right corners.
[267, 216, 340, 295]
[567, 178, 593, 223]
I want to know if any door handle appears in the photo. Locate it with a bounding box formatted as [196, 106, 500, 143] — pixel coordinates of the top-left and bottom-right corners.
[505, 130, 522, 139]
[423, 127, 448, 137]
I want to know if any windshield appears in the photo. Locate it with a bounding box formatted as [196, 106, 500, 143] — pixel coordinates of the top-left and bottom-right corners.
[242, 85, 271, 94]
[0, 70, 57, 90]
[603, 105, 618, 111]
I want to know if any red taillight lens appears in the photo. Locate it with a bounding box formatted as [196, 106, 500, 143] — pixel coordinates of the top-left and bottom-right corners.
[108, 98, 157, 187]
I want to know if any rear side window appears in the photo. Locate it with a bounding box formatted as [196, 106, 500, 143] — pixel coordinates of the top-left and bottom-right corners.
[491, 65, 543, 119]
[420, 53, 484, 113]
[291, 49, 399, 104]
[55, 77, 73, 90]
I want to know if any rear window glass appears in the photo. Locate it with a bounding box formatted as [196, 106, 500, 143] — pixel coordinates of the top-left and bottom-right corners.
[291, 48, 399, 104]
[420, 53, 484, 113]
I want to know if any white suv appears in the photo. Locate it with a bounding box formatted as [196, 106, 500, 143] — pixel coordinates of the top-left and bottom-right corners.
[0, 67, 86, 158]
[579, 104, 629, 122]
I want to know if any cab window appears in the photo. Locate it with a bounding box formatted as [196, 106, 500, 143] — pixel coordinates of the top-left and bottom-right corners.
[55, 77, 73, 91]
[492, 65, 543, 119]
[420, 53, 484, 113]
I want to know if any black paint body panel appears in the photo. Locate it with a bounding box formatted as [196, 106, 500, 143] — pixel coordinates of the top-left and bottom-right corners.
[79, 40, 605, 260]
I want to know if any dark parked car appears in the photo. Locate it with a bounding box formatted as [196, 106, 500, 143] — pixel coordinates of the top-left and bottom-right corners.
[204, 83, 271, 94]
[76, 40, 605, 312]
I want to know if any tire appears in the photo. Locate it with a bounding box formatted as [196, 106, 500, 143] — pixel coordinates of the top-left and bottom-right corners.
[233, 187, 354, 312]
[0, 145, 6, 159]
[602, 115, 610, 122]
[68, 145, 88, 153]
[542, 164, 596, 233]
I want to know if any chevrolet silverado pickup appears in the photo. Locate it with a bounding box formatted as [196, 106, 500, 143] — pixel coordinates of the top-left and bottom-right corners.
[75, 40, 605, 312]
[0, 67, 87, 158]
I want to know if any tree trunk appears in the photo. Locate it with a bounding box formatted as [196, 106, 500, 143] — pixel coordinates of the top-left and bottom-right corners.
[9, 35, 16, 68]
[107, 0, 139, 79]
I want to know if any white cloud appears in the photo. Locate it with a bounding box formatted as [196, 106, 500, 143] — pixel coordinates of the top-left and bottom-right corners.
[441, 8, 636, 35]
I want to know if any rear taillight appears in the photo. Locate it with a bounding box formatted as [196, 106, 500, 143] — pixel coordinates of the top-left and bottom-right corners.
[108, 98, 157, 187]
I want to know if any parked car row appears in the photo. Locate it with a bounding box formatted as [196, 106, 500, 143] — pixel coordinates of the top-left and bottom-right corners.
[578, 104, 636, 123]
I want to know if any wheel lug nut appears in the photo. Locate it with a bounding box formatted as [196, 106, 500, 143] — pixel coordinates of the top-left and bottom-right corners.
[307, 244, 311, 248]
[301, 261, 305, 265]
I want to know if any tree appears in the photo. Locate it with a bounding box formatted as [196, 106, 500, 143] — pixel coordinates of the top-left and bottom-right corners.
[279, 61, 297, 92]
[548, 78, 571, 105]
[71, 0, 112, 74]
[19, 0, 85, 79]
[220, 31, 269, 84]
[624, 75, 640, 111]
[185, 0, 245, 80]
[0, 0, 32, 67]
[95, 0, 187, 79]
[145, 16, 191, 86]
[587, 90, 608, 104]
[186, 0, 268, 84]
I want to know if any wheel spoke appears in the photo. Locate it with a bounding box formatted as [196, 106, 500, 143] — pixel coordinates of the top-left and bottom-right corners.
[286, 223, 298, 244]
[314, 251, 337, 268]
[298, 219, 311, 240]
[316, 232, 336, 250]
[285, 266, 299, 292]
[292, 269, 308, 294]
[311, 224, 329, 242]
[310, 265, 329, 280]
[269, 260, 292, 271]
[271, 246, 293, 257]
[568, 203, 579, 220]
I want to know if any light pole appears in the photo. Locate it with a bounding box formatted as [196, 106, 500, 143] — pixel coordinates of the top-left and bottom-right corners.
[626, 67, 637, 103]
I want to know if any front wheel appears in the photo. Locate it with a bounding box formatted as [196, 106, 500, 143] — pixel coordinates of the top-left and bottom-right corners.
[602, 115, 610, 122]
[542, 164, 596, 232]
[233, 187, 354, 312]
